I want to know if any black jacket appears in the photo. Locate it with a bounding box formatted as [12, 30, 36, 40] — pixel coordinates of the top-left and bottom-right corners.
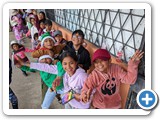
[9, 59, 12, 85]
[60, 41, 91, 71]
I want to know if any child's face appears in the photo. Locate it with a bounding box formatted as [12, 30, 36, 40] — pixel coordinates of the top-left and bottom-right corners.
[94, 59, 110, 73]
[45, 25, 52, 31]
[40, 22, 45, 29]
[31, 18, 36, 25]
[62, 56, 77, 76]
[12, 44, 19, 51]
[39, 58, 52, 64]
[72, 33, 84, 46]
[39, 13, 44, 20]
[43, 38, 54, 49]
[35, 37, 38, 41]
[55, 35, 62, 42]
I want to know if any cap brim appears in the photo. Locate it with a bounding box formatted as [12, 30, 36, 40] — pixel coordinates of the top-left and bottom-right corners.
[92, 56, 110, 63]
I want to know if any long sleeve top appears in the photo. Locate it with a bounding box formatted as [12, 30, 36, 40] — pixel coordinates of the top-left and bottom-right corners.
[81, 60, 140, 109]
[21, 61, 65, 90]
[30, 63, 90, 108]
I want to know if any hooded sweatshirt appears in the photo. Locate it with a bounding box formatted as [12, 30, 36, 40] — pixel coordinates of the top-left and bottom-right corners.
[81, 60, 140, 109]
[62, 67, 90, 108]
[30, 63, 90, 109]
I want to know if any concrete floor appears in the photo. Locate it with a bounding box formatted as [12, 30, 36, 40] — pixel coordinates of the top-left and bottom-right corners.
[9, 32, 64, 109]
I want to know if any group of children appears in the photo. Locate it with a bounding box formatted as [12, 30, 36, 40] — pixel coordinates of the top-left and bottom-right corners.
[10, 9, 144, 109]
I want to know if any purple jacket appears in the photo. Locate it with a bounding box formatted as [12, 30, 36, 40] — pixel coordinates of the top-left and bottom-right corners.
[12, 14, 28, 34]
[30, 63, 90, 108]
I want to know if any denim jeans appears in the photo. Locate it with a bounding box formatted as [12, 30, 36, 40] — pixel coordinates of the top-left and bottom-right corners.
[9, 87, 18, 109]
[41, 88, 63, 109]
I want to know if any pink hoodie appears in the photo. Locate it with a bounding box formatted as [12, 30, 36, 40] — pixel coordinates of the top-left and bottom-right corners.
[81, 60, 140, 109]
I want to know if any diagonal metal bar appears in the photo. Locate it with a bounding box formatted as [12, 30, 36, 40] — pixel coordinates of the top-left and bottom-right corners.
[130, 9, 136, 52]
[107, 9, 121, 55]
[46, 9, 145, 64]
[108, 10, 131, 52]
[100, 9, 107, 47]
[120, 15, 145, 52]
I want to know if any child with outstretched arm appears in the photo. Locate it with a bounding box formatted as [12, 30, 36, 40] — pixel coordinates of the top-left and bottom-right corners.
[16, 55, 65, 109]
[17, 51, 91, 109]
[81, 49, 144, 109]
[10, 40, 35, 76]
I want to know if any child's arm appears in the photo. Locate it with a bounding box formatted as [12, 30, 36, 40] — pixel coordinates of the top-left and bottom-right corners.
[18, 46, 34, 53]
[81, 89, 92, 103]
[54, 44, 66, 55]
[118, 50, 144, 84]
[16, 55, 58, 74]
[30, 63, 58, 74]
[15, 55, 30, 67]
[51, 61, 65, 90]
[35, 42, 41, 50]
[56, 61, 65, 77]
[73, 74, 89, 102]
[24, 47, 35, 52]
[20, 66, 36, 72]
[81, 74, 97, 103]
[31, 49, 50, 58]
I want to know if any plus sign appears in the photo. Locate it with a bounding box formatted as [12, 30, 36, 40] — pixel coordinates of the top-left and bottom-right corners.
[137, 89, 158, 110]
[141, 93, 153, 105]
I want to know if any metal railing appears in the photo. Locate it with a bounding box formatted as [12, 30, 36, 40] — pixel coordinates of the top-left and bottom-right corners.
[45, 9, 145, 77]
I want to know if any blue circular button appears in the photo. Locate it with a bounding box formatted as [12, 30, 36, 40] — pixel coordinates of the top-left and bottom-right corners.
[137, 89, 158, 110]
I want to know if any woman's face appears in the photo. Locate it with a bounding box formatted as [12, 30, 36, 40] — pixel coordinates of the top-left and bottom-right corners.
[43, 38, 54, 49]
[12, 44, 19, 51]
[94, 59, 111, 73]
[62, 56, 77, 76]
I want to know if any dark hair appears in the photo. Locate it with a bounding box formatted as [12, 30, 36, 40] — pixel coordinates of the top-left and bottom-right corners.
[34, 33, 38, 39]
[45, 19, 52, 26]
[39, 11, 46, 20]
[11, 43, 19, 49]
[30, 17, 35, 23]
[11, 43, 24, 50]
[27, 13, 33, 17]
[59, 51, 78, 63]
[23, 9, 26, 13]
[39, 19, 45, 24]
[72, 29, 84, 39]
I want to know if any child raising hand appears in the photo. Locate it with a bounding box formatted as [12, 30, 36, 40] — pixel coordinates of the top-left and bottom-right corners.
[81, 49, 144, 109]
